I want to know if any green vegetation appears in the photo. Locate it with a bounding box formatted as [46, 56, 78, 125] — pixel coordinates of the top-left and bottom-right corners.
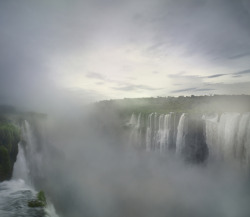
[0, 122, 20, 152]
[0, 146, 11, 180]
[0, 105, 46, 182]
[95, 95, 250, 119]
[28, 191, 47, 208]
[0, 118, 20, 181]
[37, 190, 47, 203]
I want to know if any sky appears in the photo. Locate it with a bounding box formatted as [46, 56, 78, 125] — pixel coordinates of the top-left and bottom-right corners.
[1, 0, 250, 111]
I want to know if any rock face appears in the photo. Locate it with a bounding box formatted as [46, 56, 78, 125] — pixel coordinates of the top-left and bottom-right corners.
[176, 114, 208, 163]
[0, 120, 20, 181]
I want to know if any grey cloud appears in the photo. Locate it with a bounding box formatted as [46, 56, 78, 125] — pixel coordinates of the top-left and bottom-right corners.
[211, 81, 250, 95]
[86, 72, 106, 80]
[0, 0, 100, 110]
[206, 74, 226, 78]
[193, 81, 250, 95]
[194, 88, 215, 92]
[168, 73, 206, 94]
[205, 69, 250, 79]
[171, 87, 216, 93]
[147, 42, 166, 52]
[113, 84, 161, 92]
[228, 51, 250, 59]
[168, 73, 200, 79]
[234, 69, 250, 75]
[147, 0, 250, 66]
[171, 88, 197, 93]
[0, 0, 249, 107]
[204, 82, 224, 86]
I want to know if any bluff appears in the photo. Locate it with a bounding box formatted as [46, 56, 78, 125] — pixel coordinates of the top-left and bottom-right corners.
[96, 95, 250, 164]
[0, 118, 20, 181]
[0, 106, 46, 181]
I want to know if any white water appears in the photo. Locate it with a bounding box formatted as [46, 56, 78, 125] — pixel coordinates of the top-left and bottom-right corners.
[176, 113, 187, 155]
[129, 113, 144, 148]
[12, 143, 30, 184]
[129, 112, 250, 164]
[0, 178, 59, 217]
[3, 113, 250, 217]
[0, 120, 59, 217]
[204, 112, 250, 163]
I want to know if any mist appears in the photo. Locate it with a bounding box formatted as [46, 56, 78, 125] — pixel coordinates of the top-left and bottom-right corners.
[15, 105, 249, 217]
[1, 0, 250, 216]
[1, 0, 250, 111]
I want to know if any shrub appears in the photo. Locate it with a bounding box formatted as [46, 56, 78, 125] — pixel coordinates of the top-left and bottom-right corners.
[0, 146, 11, 180]
[28, 190, 47, 208]
[0, 122, 20, 181]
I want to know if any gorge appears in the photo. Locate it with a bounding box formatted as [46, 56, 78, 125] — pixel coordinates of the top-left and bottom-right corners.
[1, 96, 250, 217]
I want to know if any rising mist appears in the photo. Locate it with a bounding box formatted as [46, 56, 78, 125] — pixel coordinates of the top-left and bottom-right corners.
[15, 100, 250, 217]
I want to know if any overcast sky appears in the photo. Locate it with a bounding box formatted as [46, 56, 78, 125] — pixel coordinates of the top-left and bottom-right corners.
[1, 0, 250, 111]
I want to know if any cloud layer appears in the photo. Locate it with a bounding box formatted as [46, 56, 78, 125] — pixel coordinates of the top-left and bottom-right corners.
[0, 0, 250, 111]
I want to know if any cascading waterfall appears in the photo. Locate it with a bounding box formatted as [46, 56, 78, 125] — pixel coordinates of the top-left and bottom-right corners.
[163, 113, 175, 151]
[204, 112, 250, 164]
[203, 113, 219, 158]
[0, 120, 59, 217]
[129, 113, 145, 149]
[146, 113, 153, 151]
[235, 114, 250, 160]
[12, 142, 30, 184]
[158, 114, 165, 151]
[146, 113, 155, 151]
[128, 113, 137, 126]
[128, 112, 250, 164]
[23, 120, 44, 182]
[132, 112, 179, 153]
[176, 113, 188, 155]
[12, 120, 36, 185]
[145, 113, 175, 151]
[12, 120, 43, 186]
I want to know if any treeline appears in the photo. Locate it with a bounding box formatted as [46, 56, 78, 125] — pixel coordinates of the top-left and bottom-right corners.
[95, 95, 250, 118]
[0, 117, 20, 181]
[0, 105, 47, 181]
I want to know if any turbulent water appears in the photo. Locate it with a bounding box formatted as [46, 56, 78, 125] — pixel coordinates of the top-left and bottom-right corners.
[0, 121, 59, 217]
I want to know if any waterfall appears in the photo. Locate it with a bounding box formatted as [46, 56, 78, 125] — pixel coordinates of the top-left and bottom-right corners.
[203, 113, 219, 159]
[164, 113, 172, 150]
[204, 113, 250, 163]
[23, 120, 44, 181]
[11, 120, 35, 185]
[176, 113, 188, 155]
[145, 113, 159, 151]
[0, 120, 60, 217]
[235, 113, 250, 160]
[155, 113, 176, 152]
[128, 113, 137, 126]
[12, 143, 30, 184]
[128, 112, 250, 164]
[146, 113, 154, 151]
[158, 114, 165, 151]
[219, 113, 240, 160]
[129, 113, 144, 148]
[130, 112, 178, 152]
